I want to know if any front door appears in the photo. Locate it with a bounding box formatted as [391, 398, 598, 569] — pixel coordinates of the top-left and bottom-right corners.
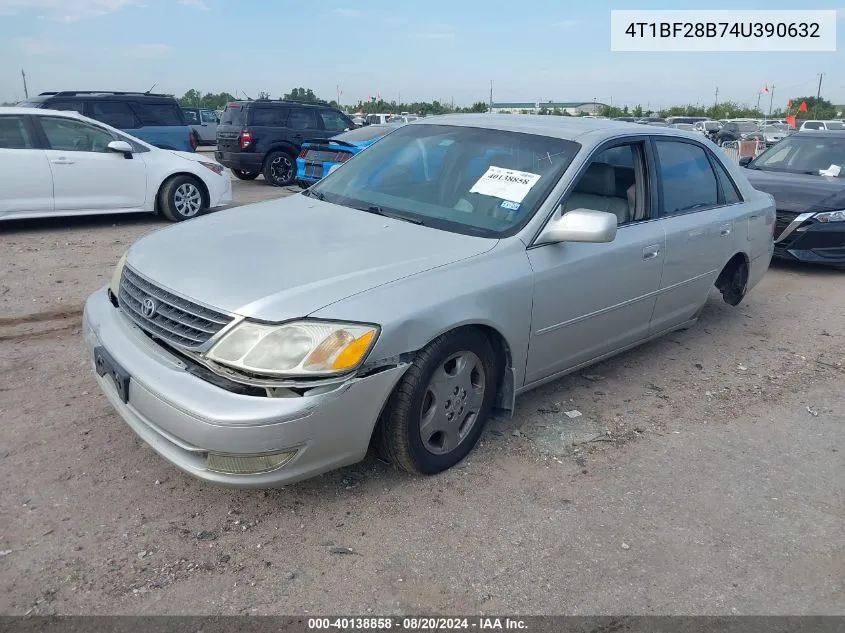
[0, 114, 54, 219]
[37, 116, 147, 213]
[524, 140, 666, 384]
[199, 109, 218, 143]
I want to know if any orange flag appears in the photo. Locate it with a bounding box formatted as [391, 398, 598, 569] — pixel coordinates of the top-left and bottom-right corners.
[787, 99, 793, 108]
[786, 115, 797, 128]
[798, 101, 808, 113]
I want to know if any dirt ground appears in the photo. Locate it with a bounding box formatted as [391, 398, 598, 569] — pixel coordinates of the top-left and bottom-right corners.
[1, 185, 843, 615]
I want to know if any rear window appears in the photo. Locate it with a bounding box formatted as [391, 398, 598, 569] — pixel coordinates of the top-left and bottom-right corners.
[90, 101, 139, 128]
[183, 109, 200, 124]
[220, 104, 247, 126]
[130, 101, 186, 127]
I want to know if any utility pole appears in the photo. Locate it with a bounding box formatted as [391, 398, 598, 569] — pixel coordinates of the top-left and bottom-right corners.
[489, 80, 493, 113]
[816, 73, 824, 99]
[713, 86, 719, 110]
[21, 69, 28, 99]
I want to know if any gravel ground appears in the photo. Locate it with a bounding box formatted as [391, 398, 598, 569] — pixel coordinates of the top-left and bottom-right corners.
[1, 189, 843, 615]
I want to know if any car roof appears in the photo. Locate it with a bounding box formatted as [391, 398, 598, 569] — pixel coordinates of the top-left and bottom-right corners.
[410, 113, 711, 143]
[228, 100, 333, 109]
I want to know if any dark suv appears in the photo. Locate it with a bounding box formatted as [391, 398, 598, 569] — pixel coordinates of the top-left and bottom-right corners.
[18, 91, 197, 152]
[215, 100, 355, 186]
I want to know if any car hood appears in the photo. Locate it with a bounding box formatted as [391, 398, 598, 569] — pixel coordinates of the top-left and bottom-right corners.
[126, 196, 497, 321]
[744, 168, 845, 213]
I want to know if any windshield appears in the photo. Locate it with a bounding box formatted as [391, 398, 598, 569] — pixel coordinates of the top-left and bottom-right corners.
[736, 122, 758, 132]
[334, 125, 398, 143]
[751, 135, 845, 176]
[309, 124, 581, 237]
[825, 121, 845, 130]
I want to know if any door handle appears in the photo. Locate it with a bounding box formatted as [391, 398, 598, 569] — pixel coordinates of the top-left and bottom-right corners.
[642, 244, 661, 260]
[720, 223, 732, 236]
[50, 158, 74, 165]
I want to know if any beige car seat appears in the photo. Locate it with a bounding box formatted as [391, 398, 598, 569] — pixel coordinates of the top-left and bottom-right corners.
[562, 163, 631, 224]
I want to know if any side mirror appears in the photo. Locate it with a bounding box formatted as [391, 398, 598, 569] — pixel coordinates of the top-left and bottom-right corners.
[536, 208, 618, 245]
[738, 156, 753, 167]
[107, 140, 133, 158]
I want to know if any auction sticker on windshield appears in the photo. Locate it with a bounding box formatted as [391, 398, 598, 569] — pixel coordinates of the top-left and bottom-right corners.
[469, 166, 542, 203]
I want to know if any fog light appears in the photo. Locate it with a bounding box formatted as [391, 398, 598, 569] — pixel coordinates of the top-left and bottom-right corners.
[206, 450, 297, 475]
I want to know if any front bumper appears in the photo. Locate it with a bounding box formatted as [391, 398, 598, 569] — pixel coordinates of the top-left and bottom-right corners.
[82, 288, 407, 487]
[209, 174, 232, 208]
[773, 213, 845, 265]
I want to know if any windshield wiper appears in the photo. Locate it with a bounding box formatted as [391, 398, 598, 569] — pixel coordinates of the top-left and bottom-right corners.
[359, 204, 424, 225]
[302, 189, 324, 201]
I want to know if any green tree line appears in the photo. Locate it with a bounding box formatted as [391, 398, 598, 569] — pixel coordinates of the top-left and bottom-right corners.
[174, 87, 841, 121]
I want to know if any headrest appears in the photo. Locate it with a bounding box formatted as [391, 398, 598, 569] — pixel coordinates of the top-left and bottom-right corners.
[575, 162, 615, 196]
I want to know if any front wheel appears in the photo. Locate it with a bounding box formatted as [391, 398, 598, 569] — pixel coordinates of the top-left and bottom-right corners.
[158, 175, 206, 222]
[232, 169, 259, 181]
[263, 151, 296, 187]
[379, 329, 497, 475]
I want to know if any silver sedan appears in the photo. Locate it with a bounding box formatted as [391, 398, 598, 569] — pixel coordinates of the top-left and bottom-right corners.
[83, 115, 776, 487]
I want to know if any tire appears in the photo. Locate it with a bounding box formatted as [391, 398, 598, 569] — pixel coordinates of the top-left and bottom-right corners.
[717, 258, 749, 306]
[157, 175, 206, 222]
[379, 328, 497, 475]
[263, 150, 296, 187]
[231, 169, 259, 181]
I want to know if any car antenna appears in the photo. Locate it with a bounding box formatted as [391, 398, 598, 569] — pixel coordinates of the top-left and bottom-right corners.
[240, 90, 252, 101]
[144, 82, 157, 95]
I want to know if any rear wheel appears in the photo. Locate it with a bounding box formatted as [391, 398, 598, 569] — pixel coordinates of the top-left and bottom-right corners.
[263, 151, 296, 187]
[379, 329, 497, 475]
[231, 169, 259, 181]
[158, 175, 206, 222]
[716, 256, 749, 306]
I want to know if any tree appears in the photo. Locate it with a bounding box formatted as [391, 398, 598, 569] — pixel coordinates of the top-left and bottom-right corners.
[632, 105, 643, 118]
[284, 87, 320, 103]
[467, 101, 488, 113]
[177, 90, 236, 110]
[789, 96, 836, 120]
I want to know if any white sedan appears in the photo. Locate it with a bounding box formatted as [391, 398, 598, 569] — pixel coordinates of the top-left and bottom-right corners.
[0, 107, 232, 222]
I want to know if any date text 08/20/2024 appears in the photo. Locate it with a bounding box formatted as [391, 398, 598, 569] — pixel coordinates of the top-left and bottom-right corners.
[306, 617, 528, 630]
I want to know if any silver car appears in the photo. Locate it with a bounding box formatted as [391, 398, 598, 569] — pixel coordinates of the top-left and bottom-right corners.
[83, 115, 776, 487]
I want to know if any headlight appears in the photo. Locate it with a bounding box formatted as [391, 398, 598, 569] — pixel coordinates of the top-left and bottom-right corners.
[199, 161, 224, 175]
[109, 251, 128, 298]
[206, 320, 379, 376]
[815, 210, 845, 223]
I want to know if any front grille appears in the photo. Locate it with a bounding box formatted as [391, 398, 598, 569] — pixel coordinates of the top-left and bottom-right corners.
[774, 211, 798, 241]
[118, 266, 233, 349]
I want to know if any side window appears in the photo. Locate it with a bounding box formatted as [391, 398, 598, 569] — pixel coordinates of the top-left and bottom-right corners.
[183, 110, 199, 124]
[131, 102, 183, 126]
[0, 115, 34, 149]
[47, 100, 86, 114]
[655, 141, 718, 216]
[250, 107, 288, 126]
[90, 101, 138, 129]
[319, 110, 351, 132]
[40, 116, 115, 153]
[288, 108, 318, 130]
[803, 122, 822, 130]
[711, 156, 742, 205]
[561, 142, 648, 226]
[200, 110, 217, 123]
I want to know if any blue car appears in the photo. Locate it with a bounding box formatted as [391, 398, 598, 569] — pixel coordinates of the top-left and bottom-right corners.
[296, 123, 401, 186]
[18, 91, 198, 153]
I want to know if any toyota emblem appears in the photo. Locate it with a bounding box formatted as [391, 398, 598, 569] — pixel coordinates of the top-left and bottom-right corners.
[141, 297, 158, 318]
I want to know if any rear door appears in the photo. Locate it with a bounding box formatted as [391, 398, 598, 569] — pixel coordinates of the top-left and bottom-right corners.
[199, 109, 218, 142]
[37, 115, 147, 213]
[287, 107, 323, 148]
[649, 138, 736, 334]
[0, 114, 54, 219]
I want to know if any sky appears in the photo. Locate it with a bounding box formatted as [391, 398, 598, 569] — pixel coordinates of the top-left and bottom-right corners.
[0, 0, 842, 109]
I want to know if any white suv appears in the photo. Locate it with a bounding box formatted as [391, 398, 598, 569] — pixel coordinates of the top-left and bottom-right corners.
[0, 107, 232, 222]
[799, 120, 845, 131]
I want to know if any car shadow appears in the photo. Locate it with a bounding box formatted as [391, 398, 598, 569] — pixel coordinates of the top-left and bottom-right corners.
[769, 258, 844, 275]
[0, 212, 162, 235]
